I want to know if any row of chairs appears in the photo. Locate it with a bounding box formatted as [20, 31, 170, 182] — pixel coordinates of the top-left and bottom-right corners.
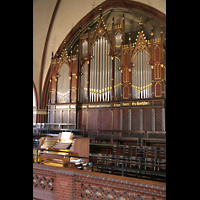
[113, 145, 166, 159]
[90, 153, 166, 181]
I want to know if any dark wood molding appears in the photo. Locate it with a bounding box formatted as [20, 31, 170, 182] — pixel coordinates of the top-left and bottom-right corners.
[39, 0, 61, 109]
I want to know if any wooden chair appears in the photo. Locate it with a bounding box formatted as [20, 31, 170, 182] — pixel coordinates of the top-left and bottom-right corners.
[136, 146, 145, 157]
[139, 157, 156, 180]
[154, 158, 166, 181]
[96, 153, 107, 172]
[107, 154, 117, 166]
[145, 146, 156, 158]
[126, 156, 141, 177]
[113, 145, 123, 155]
[157, 147, 166, 159]
[123, 145, 132, 157]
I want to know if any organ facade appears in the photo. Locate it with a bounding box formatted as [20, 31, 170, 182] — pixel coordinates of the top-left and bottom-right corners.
[40, 5, 166, 134]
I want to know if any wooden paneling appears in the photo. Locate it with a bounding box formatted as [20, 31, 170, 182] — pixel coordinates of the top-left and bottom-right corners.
[123, 108, 129, 130]
[154, 44, 160, 61]
[78, 110, 86, 130]
[78, 109, 113, 134]
[154, 63, 161, 79]
[131, 108, 140, 131]
[155, 82, 162, 97]
[123, 51, 129, 66]
[99, 109, 111, 130]
[72, 137, 90, 162]
[123, 85, 129, 99]
[113, 109, 120, 130]
[143, 108, 152, 131]
[88, 110, 99, 133]
[155, 108, 162, 131]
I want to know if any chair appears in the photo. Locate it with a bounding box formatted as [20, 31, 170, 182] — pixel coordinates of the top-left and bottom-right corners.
[89, 153, 98, 165]
[157, 147, 166, 159]
[154, 158, 166, 181]
[126, 156, 141, 177]
[123, 145, 132, 157]
[113, 145, 123, 155]
[96, 153, 107, 172]
[107, 154, 117, 166]
[139, 157, 156, 180]
[146, 146, 156, 159]
[97, 153, 107, 165]
[115, 155, 126, 167]
[100, 154, 117, 174]
[157, 158, 166, 172]
[131, 146, 137, 156]
[136, 146, 145, 157]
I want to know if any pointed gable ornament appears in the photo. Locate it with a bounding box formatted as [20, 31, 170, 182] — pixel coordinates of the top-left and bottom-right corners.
[90, 6, 112, 53]
[131, 18, 151, 60]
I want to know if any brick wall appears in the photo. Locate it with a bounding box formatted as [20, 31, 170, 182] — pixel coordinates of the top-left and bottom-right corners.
[33, 163, 166, 200]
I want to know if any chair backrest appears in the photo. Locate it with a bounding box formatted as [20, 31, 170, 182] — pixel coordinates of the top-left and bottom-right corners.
[136, 146, 145, 157]
[107, 154, 117, 165]
[113, 145, 123, 155]
[116, 155, 128, 167]
[157, 147, 166, 159]
[157, 158, 166, 171]
[123, 145, 133, 156]
[97, 153, 107, 164]
[129, 156, 141, 169]
[145, 157, 156, 170]
[146, 146, 156, 158]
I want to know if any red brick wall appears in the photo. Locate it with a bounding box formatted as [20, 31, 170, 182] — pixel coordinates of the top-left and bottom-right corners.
[33, 163, 166, 200]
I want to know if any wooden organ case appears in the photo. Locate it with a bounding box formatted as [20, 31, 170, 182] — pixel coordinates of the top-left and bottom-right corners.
[46, 6, 166, 134]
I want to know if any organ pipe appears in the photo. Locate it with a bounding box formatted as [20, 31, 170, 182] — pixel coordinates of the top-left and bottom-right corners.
[132, 50, 152, 99]
[80, 36, 124, 103]
[105, 39, 108, 101]
[88, 37, 113, 102]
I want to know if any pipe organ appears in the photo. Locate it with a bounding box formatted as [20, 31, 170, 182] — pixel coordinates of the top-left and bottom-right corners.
[45, 6, 166, 133]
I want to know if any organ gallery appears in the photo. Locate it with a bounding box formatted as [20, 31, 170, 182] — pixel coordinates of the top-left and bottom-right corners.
[41, 7, 166, 133]
[33, 2, 166, 199]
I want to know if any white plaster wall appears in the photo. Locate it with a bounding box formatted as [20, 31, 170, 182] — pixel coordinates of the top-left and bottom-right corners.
[33, 0, 57, 99]
[33, 0, 166, 103]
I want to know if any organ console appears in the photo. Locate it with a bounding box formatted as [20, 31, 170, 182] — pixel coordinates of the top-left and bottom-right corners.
[39, 132, 89, 167]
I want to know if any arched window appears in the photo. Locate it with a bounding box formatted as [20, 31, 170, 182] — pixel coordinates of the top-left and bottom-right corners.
[131, 51, 152, 99]
[57, 63, 70, 103]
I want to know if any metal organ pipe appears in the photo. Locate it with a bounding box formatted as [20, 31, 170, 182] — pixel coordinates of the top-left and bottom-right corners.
[141, 51, 143, 98]
[131, 51, 152, 99]
[107, 45, 110, 101]
[95, 41, 97, 102]
[102, 38, 105, 101]
[88, 37, 112, 102]
[97, 39, 99, 101]
[105, 39, 108, 101]
[99, 38, 101, 102]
